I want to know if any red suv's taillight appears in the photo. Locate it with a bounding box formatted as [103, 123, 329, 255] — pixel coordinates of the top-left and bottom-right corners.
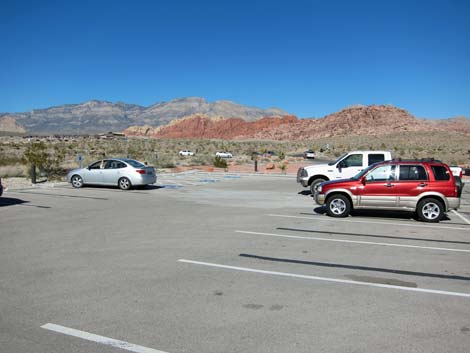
[136, 169, 146, 174]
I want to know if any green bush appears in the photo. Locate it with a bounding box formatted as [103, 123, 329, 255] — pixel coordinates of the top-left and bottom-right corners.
[213, 156, 228, 168]
[22, 141, 65, 179]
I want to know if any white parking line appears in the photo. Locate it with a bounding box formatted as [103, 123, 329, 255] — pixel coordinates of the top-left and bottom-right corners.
[235, 230, 470, 253]
[41, 323, 168, 353]
[267, 214, 470, 231]
[178, 259, 470, 298]
[452, 210, 470, 225]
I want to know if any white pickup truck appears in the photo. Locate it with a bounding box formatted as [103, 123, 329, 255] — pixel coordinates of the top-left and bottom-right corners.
[297, 150, 463, 194]
[297, 151, 393, 194]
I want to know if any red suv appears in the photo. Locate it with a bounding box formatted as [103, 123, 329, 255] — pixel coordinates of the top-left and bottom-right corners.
[315, 159, 462, 222]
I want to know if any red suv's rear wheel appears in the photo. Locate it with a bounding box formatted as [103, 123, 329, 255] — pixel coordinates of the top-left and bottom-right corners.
[417, 198, 444, 223]
[326, 194, 351, 218]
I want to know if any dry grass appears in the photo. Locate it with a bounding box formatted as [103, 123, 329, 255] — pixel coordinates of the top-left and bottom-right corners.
[1, 130, 469, 180]
[0, 165, 26, 178]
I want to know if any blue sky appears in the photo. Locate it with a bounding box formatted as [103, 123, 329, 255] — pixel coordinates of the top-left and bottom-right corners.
[1, 0, 469, 118]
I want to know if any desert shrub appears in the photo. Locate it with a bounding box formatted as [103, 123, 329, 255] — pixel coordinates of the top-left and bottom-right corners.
[213, 156, 228, 168]
[235, 157, 251, 165]
[23, 142, 48, 169]
[22, 142, 65, 179]
[0, 155, 22, 166]
[153, 154, 176, 168]
[0, 165, 26, 178]
[278, 162, 287, 173]
[190, 155, 212, 166]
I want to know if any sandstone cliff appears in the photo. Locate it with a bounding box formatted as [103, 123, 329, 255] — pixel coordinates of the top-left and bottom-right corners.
[0, 116, 26, 133]
[124, 105, 436, 140]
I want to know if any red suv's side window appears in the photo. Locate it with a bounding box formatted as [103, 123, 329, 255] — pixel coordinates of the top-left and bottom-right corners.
[365, 165, 396, 182]
[431, 165, 450, 181]
[399, 165, 428, 181]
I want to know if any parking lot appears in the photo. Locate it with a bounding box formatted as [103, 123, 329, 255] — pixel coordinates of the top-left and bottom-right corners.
[1, 172, 470, 353]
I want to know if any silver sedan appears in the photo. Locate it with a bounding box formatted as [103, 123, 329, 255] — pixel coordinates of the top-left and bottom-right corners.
[67, 158, 156, 190]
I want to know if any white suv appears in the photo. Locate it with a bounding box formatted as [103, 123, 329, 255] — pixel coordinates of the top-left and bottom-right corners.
[216, 152, 233, 158]
[179, 150, 194, 156]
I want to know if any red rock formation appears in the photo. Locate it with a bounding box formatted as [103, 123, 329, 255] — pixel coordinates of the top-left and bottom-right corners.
[124, 114, 298, 139]
[427, 117, 470, 134]
[124, 105, 465, 140]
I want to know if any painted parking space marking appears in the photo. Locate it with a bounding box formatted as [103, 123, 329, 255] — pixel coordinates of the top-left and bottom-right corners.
[452, 210, 470, 225]
[41, 323, 169, 353]
[267, 214, 470, 231]
[199, 179, 220, 183]
[178, 259, 470, 298]
[8, 190, 109, 200]
[235, 230, 470, 253]
[159, 184, 184, 189]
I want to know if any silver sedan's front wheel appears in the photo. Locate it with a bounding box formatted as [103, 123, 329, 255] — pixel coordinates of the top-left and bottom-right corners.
[71, 175, 83, 188]
[118, 177, 132, 190]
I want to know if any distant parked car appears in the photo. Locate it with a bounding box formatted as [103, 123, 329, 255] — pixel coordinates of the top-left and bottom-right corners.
[264, 151, 276, 157]
[216, 152, 233, 158]
[179, 150, 194, 157]
[303, 150, 316, 159]
[67, 158, 156, 190]
[0, 177, 3, 197]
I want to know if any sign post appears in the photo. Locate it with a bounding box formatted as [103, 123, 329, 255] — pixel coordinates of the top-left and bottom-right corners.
[76, 154, 83, 168]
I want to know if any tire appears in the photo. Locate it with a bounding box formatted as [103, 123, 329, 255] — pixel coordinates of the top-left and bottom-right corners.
[326, 194, 351, 218]
[310, 178, 326, 194]
[71, 175, 84, 188]
[118, 177, 132, 190]
[417, 198, 444, 223]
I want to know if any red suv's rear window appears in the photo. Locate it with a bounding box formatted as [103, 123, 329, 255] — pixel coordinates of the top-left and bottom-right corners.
[431, 165, 450, 181]
[399, 165, 428, 181]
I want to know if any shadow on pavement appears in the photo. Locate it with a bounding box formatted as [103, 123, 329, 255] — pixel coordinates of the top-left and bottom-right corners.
[0, 197, 29, 207]
[0, 197, 51, 209]
[239, 253, 470, 282]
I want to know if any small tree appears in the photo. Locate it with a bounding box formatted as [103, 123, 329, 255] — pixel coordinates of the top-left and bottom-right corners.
[23, 142, 65, 181]
[278, 162, 288, 174]
[23, 142, 48, 182]
[213, 155, 228, 168]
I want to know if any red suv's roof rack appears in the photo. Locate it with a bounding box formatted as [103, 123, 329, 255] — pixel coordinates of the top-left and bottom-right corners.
[391, 158, 442, 163]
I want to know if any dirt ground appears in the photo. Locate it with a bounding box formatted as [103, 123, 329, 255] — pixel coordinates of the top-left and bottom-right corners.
[170, 160, 311, 174]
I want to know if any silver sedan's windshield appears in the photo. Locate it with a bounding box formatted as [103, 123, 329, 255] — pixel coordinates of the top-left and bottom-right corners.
[123, 159, 146, 168]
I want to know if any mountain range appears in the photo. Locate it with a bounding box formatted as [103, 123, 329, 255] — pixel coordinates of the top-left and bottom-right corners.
[124, 104, 470, 140]
[0, 97, 287, 134]
[1, 98, 469, 140]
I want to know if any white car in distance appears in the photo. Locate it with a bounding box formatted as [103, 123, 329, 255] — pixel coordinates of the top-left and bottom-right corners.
[216, 151, 233, 158]
[179, 150, 194, 157]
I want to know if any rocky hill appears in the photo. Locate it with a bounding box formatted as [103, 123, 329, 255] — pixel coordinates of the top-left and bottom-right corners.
[125, 105, 443, 140]
[125, 115, 298, 139]
[427, 117, 470, 134]
[0, 116, 26, 133]
[0, 97, 288, 134]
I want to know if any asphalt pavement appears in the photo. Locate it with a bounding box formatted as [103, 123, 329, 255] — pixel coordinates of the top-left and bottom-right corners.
[1, 173, 470, 353]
